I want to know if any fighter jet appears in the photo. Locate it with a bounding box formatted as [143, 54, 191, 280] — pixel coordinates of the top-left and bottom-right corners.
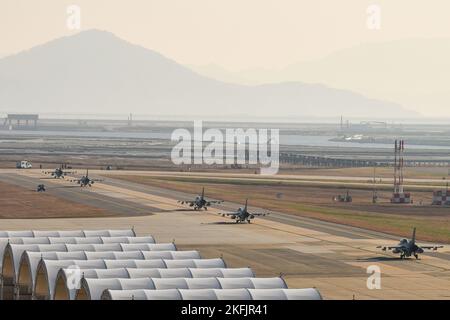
[178, 188, 223, 210]
[377, 227, 443, 259]
[69, 170, 103, 187]
[219, 199, 270, 223]
[43, 166, 76, 179]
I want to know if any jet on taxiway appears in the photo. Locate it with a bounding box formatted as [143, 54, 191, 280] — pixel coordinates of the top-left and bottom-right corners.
[377, 227, 443, 259]
[69, 169, 103, 187]
[219, 199, 270, 223]
[178, 187, 223, 210]
[43, 166, 76, 179]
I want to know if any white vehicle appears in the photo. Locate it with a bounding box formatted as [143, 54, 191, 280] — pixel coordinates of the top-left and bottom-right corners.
[16, 161, 32, 169]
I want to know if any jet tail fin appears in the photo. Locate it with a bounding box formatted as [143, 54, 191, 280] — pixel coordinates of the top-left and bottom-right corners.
[244, 198, 248, 212]
[201, 187, 205, 199]
[412, 227, 416, 243]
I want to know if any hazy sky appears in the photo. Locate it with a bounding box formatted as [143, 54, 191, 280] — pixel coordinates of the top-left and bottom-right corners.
[2, 0, 450, 70]
[2, 0, 450, 117]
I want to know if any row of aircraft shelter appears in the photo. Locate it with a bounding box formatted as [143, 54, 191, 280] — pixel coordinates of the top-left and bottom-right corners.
[0, 229, 322, 300]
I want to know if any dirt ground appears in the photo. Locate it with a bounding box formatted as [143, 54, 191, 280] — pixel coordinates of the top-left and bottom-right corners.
[0, 181, 115, 219]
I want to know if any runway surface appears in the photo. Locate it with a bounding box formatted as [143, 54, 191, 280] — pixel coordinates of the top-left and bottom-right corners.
[101, 175, 403, 240]
[0, 169, 449, 299]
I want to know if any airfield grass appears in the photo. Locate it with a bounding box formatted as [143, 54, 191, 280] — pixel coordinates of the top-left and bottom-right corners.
[110, 175, 450, 243]
[283, 166, 450, 180]
[285, 203, 450, 243]
[124, 174, 449, 191]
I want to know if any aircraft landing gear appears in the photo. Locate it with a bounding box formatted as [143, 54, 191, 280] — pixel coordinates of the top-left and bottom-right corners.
[400, 253, 405, 259]
[247, 220, 251, 224]
[414, 254, 419, 259]
[204, 207, 208, 211]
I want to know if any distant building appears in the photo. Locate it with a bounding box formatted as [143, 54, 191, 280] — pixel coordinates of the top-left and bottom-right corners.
[3, 114, 39, 128]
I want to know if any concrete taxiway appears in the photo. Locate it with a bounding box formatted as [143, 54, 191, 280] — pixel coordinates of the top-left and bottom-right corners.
[0, 169, 449, 299]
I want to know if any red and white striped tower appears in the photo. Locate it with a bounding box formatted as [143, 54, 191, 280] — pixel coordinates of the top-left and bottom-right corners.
[394, 139, 404, 194]
[392, 139, 411, 203]
[394, 140, 398, 193]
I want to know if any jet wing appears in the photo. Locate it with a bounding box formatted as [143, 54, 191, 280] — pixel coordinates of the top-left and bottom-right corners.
[250, 212, 269, 216]
[178, 200, 195, 205]
[207, 200, 224, 204]
[219, 212, 239, 216]
[420, 245, 444, 251]
[376, 245, 403, 251]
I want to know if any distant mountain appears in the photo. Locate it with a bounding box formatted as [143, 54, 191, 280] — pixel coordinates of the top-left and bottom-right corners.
[274, 39, 450, 117]
[188, 64, 257, 86]
[0, 30, 413, 118]
[194, 39, 450, 117]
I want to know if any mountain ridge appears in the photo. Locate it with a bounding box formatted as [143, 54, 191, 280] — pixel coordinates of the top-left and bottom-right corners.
[193, 38, 450, 117]
[0, 29, 414, 118]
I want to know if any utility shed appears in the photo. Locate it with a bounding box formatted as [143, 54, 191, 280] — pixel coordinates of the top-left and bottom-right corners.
[3, 114, 39, 128]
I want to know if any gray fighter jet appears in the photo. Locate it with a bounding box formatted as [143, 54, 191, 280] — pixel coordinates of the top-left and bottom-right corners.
[43, 166, 76, 179]
[377, 228, 443, 259]
[219, 199, 269, 223]
[69, 169, 103, 187]
[178, 187, 223, 210]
